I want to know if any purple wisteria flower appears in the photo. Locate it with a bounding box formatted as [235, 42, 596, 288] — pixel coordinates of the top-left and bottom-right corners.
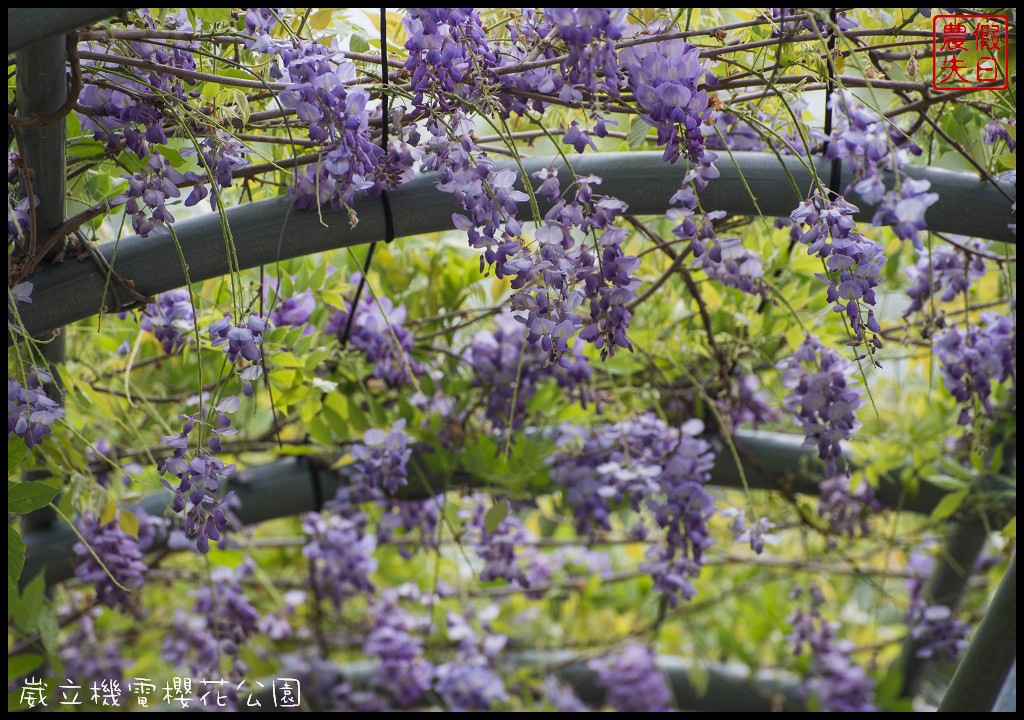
[619, 29, 713, 164]
[60, 612, 129, 694]
[590, 643, 673, 712]
[789, 193, 887, 350]
[462, 497, 540, 587]
[434, 610, 508, 711]
[908, 604, 971, 662]
[826, 92, 937, 249]
[122, 152, 189, 236]
[241, 17, 413, 209]
[302, 511, 376, 610]
[377, 496, 442, 556]
[140, 288, 195, 355]
[550, 414, 716, 605]
[903, 240, 987, 318]
[209, 312, 268, 363]
[425, 117, 640, 357]
[10, 281, 33, 306]
[277, 652, 390, 711]
[777, 335, 864, 478]
[7, 195, 37, 243]
[704, 111, 768, 152]
[984, 118, 1016, 151]
[719, 373, 779, 431]
[466, 310, 592, 431]
[363, 591, 435, 707]
[269, 289, 316, 328]
[77, 10, 200, 159]
[692, 233, 768, 297]
[721, 507, 779, 554]
[326, 286, 424, 388]
[349, 419, 413, 497]
[403, 9, 497, 113]
[8, 367, 64, 449]
[158, 408, 241, 553]
[664, 149, 767, 300]
[903, 548, 972, 662]
[871, 178, 938, 249]
[544, 677, 588, 712]
[434, 660, 508, 712]
[209, 313, 269, 397]
[73, 512, 148, 613]
[934, 312, 1016, 425]
[164, 560, 261, 678]
[788, 603, 878, 712]
[818, 474, 882, 536]
[500, 9, 625, 153]
[179, 131, 250, 206]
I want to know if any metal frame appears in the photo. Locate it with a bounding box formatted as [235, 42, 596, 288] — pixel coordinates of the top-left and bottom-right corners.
[22, 429, 959, 586]
[7, 9, 131, 53]
[13, 152, 1017, 342]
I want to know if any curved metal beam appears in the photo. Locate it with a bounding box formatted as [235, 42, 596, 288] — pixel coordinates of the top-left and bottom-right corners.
[22, 429, 952, 587]
[16, 152, 1016, 342]
[7, 9, 131, 53]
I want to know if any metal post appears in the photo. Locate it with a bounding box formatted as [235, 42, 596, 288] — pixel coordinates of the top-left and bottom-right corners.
[15, 35, 69, 532]
[938, 554, 1017, 712]
[13, 153, 1017, 343]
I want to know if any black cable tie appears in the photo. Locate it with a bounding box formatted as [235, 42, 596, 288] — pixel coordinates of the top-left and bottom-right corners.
[308, 456, 325, 513]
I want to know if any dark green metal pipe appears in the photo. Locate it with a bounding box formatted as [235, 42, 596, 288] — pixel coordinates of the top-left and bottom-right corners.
[22, 429, 954, 587]
[7, 9, 131, 53]
[938, 554, 1017, 712]
[15, 152, 1016, 343]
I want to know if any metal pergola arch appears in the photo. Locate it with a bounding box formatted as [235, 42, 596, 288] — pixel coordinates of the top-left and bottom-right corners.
[14, 151, 1018, 343]
[8, 9, 1016, 713]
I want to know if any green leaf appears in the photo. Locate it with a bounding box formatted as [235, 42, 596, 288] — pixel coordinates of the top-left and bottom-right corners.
[310, 258, 329, 293]
[119, 509, 140, 540]
[309, 8, 334, 31]
[350, 34, 371, 53]
[7, 654, 43, 682]
[8, 525, 26, 590]
[923, 474, 968, 491]
[274, 352, 305, 369]
[193, 8, 234, 24]
[36, 605, 60, 659]
[321, 290, 349, 310]
[13, 571, 45, 633]
[306, 414, 334, 445]
[323, 392, 349, 435]
[8, 438, 28, 474]
[8, 482, 59, 515]
[627, 115, 650, 150]
[484, 500, 509, 533]
[875, 665, 904, 705]
[1002, 516, 1016, 539]
[930, 488, 968, 521]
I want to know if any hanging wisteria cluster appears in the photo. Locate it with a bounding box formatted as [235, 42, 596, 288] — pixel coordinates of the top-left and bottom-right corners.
[549, 414, 716, 606]
[788, 587, 878, 713]
[7, 6, 1017, 715]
